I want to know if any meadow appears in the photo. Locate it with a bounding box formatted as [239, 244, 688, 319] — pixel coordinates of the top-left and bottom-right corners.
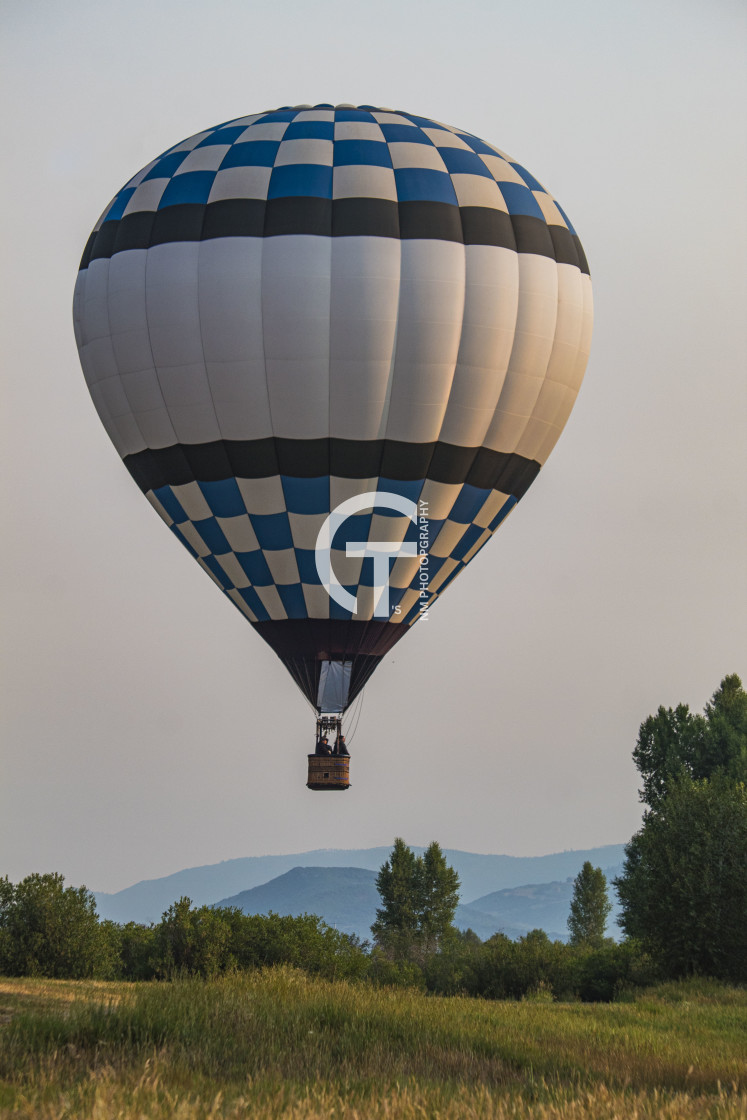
[0, 969, 744, 1119]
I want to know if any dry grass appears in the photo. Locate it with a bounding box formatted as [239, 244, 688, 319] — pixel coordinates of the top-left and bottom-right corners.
[1, 970, 745, 1119]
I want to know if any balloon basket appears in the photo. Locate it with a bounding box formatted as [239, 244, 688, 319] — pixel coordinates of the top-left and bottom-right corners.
[307, 754, 350, 791]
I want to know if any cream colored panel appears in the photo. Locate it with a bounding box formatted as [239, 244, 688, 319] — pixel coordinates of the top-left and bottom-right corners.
[472, 490, 511, 529]
[288, 511, 327, 551]
[216, 553, 251, 588]
[274, 138, 334, 166]
[122, 178, 169, 214]
[422, 129, 471, 149]
[262, 235, 331, 439]
[208, 166, 272, 201]
[302, 583, 330, 619]
[387, 143, 446, 170]
[431, 522, 466, 559]
[333, 165, 397, 200]
[385, 240, 465, 444]
[198, 237, 273, 441]
[534, 193, 567, 227]
[217, 515, 259, 552]
[235, 123, 288, 141]
[236, 476, 286, 516]
[450, 174, 507, 209]
[170, 482, 213, 521]
[329, 236, 401, 440]
[207, 360, 275, 442]
[173, 146, 230, 174]
[481, 156, 525, 184]
[255, 585, 286, 620]
[369, 510, 414, 545]
[483, 255, 558, 454]
[80, 258, 112, 347]
[438, 244, 519, 447]
[330, 549, 363, 586]
[389, 554, 422, 589]
[264, 548, 300, 585]
[334, 122, 385, 141]
[417, 479, 462, 520]
[179, 522, 210, 557]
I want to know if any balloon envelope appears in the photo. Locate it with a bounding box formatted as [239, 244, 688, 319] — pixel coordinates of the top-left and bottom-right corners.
[73, 104, 592, 712]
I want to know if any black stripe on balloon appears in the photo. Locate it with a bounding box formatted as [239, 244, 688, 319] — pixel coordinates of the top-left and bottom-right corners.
[123, 438, 541, 500]
[79, 199, 590, 275]
[249, 619, 409, 709]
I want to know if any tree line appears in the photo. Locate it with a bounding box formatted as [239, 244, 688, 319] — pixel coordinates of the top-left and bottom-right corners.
[2, 674, 744, 998]
[0, 866, 649, 1001]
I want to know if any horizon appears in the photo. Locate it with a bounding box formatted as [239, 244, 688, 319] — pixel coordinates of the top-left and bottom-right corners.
[90, 839, 628, 897]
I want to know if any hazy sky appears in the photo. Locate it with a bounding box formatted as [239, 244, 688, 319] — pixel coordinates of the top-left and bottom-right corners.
[1, 0, 745, 895]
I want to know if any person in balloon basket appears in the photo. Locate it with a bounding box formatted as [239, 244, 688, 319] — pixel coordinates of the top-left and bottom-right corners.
[315, 736, 332, 756]
[335, 735, 350, 757]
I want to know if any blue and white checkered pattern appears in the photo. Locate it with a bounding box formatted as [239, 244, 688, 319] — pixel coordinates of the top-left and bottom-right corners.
[145, 474, 517, 626]
[96, 105, 576, 232]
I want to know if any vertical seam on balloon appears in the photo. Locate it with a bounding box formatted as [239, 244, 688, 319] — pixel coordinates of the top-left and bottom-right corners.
[258, 110, 288, 453]
[119, 246, 176, 462]
[99, 249, 153, 462]
[255, 113, 288, 619]
[498, 243, 559, 464]
[195, 167, 225, 446]
[355, 108, 401, 664]
[141, 224, 180, 460]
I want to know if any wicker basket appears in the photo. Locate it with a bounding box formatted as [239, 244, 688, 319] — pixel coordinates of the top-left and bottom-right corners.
[307, 754, 350, 791]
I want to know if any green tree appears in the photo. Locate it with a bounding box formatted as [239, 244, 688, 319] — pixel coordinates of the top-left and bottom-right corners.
[117, 922, 158, 980]
[0, 873, 114, 979]
[632, 675, 747, 810]
[371, 838, 420, 959]
[372, 839, 460, 960]
[152, 897, 232, 978]
[614, 773, 747, 981]
[567, 862, 611, 948]
[701, 674, 747, 781]
[415, 842, 461, 954]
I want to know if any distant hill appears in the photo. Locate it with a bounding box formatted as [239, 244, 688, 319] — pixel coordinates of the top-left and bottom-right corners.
[216, 865, 622, 943]
[94, 844, 627, 926]
[217, 866, 380, 939]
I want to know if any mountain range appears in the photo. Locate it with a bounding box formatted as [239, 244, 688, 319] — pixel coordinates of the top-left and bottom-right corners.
[94, 844, 626, 940]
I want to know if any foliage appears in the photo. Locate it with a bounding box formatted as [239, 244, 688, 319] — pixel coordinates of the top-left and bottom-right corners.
[633, 674, 747, 810]
[567, 862, 612, 947]
[371, 839, 460, 960]
[416, 842, 461, 955]
[152, 897, 232, 978]
[371, 838, 420, 958]
[0, 873, 115, 980]
[149, 899, 368, 982]
[614, 772, 747, 981]
[116, 921, 158, 981]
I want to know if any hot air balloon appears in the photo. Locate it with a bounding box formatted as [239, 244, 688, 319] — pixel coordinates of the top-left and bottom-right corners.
[73, 104, 592, 789]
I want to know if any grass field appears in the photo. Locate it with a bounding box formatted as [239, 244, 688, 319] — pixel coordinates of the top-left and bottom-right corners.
[0, 969, 745, 1118]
